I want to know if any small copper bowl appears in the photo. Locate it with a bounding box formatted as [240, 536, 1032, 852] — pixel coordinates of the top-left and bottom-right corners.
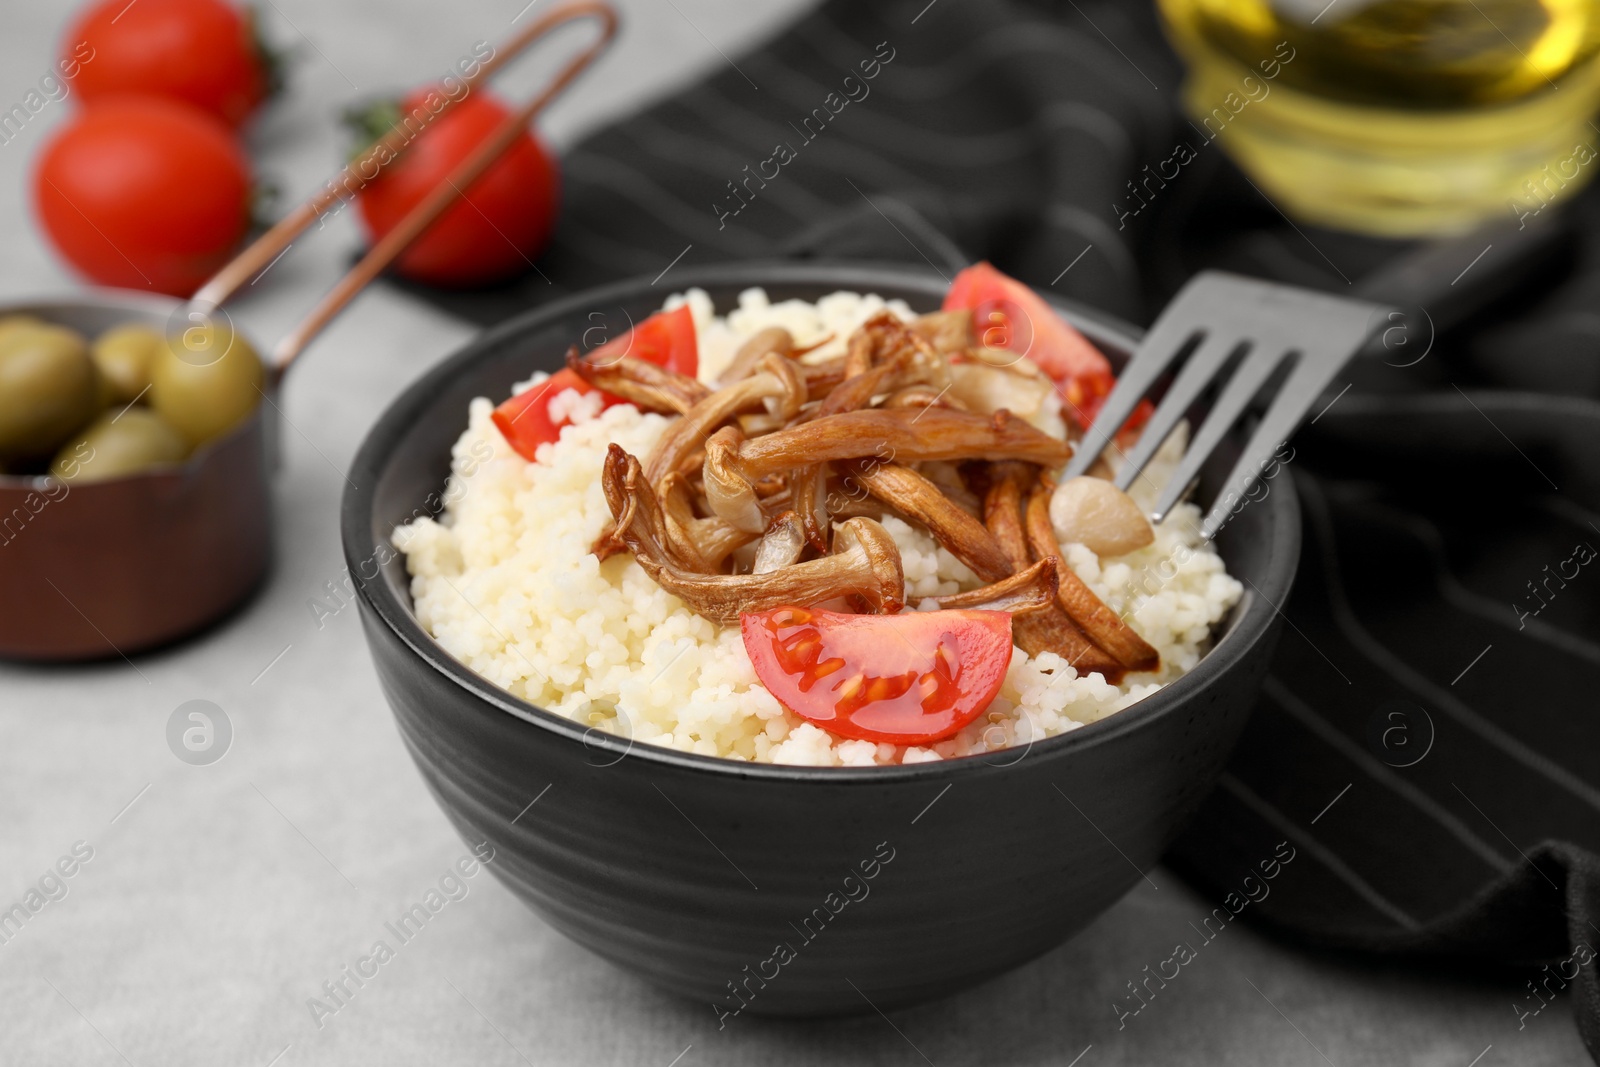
[0, 293, 274, 660]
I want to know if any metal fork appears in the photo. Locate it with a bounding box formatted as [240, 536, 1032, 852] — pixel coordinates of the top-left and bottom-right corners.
[1062, 272, 1391, 540]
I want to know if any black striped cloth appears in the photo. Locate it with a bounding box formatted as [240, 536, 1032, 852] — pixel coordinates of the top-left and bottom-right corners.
[408, 0, 1600, 1056]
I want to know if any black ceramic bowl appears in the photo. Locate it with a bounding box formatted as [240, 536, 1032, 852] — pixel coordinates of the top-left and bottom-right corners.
[344, 262, 1299, 1018]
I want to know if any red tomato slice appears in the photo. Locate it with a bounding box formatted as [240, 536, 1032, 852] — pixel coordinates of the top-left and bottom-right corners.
[491, 369, 618, 461]
[588, 304, 698, 378]
[741, 606, 1014, 746]
[490, 306, 700, 460]
[943, 262, 1155, 435]
[944, 261, 1109, 383]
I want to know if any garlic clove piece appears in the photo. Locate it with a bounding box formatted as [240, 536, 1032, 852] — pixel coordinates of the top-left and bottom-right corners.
[1050, 475, 1155, 558]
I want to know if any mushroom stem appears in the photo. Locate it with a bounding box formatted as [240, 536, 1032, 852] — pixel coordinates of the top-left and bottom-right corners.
[915, 556, 1059, 615]
[603, 444, 904, 623]
[733, 407, 1072, 479]
[1026, 483, 1160, 673]
[984, 460, 1125, 679]
[912, 309, 972, 357]
[791, 463, 829, 553]
[566, 350, 709, 415]
[644, 353, 806, 485]
[703, 426, 767, 534]
[1013, 609, 1126, 683]
[715, 326, 792, 386]
[885, 384, 965, 412]
[659, 472, 755, 572]
[983, 461, 1039, 572]
[846, 460, 1013, 582]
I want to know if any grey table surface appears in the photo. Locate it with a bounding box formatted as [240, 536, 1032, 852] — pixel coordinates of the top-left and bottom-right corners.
[0, 1, 1587, 1064]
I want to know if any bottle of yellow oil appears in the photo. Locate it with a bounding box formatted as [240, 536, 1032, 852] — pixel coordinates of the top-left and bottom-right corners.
[1157, 0, 1600, 235]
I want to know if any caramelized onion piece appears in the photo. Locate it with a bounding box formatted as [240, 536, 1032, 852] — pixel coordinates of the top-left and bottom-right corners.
[1026, 483, 1159, 673]
[915, 556, 1059, 616]
[846, 460, 1013, 582]
[735, 407, 1071, 478]
[603, 445, 904, 623]
[566, 350, 709, 415]
[716, 326, 792, 386]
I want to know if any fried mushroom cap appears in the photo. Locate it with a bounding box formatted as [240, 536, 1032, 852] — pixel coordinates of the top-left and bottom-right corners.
[752, 510, 807, 574]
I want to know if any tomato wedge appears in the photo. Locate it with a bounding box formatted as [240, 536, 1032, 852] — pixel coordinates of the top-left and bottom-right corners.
[490, 305, 699, 460]
[943, 262, 1149, 434]
[490, 369, 619, 460]
[741, 606, 1014, 746]
[587, 303, 698, 377]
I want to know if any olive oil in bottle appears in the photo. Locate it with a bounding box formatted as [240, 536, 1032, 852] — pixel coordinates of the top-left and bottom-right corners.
[1157, 0, 1600, 235]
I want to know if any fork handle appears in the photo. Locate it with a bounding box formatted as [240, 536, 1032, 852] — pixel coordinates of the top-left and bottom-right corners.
[1351, 209, 1574, 348]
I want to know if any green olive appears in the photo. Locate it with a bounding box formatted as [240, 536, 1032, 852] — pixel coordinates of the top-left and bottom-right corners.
[50, 408, 188, 483]
[93, 364, 116, 412]
[0, 314, 45, 347]
[148, 323, 264, 447]
[0, 323, 98, 463]
[92, 322, 165, 404]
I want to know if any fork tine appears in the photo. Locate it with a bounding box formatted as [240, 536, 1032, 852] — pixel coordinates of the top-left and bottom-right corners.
[1150, 339, 1294, 523]
[1064, 271, 1386, 534]
[1113, 334, 1247, 493]
[1062, 315, 1207, 480]
[1065, 273, 1275, 480]
[1197, 347, 1360, 539]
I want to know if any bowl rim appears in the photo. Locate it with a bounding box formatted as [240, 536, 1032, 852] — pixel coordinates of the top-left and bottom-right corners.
[344, 260, 1301, 783]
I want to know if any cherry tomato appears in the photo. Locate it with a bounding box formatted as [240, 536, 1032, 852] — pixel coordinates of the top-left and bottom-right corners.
[585, 304, 698, 378]
[943, 261, 1151, 432]
[356, 89, 559, 289]
[491, 306, 699, 460]
[740, 606, 1014, 746]
[491, 369, 620, 461]
[63, 0, 269, 127]
[34, 97, 251, 296]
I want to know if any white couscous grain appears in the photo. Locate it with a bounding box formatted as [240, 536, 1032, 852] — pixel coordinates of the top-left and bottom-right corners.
[394, 289, 1242, 767]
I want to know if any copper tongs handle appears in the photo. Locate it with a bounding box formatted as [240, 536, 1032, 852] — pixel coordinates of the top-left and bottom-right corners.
[189, 0, 618, 375]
